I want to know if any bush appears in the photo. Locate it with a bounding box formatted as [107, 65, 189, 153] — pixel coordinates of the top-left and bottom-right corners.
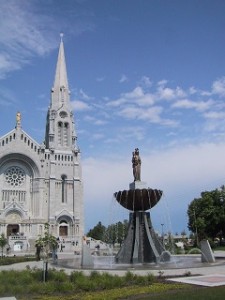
[0, 255, 35, 265]
[70, 271, 86, 283]
[0, 268, 158, 298]
[48, 269, 67, 282]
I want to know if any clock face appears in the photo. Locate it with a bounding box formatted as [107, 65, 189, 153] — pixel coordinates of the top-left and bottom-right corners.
[59, 111, 68, 118]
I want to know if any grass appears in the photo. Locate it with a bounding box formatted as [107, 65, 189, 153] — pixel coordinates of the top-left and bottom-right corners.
[0, 268, 224, 299]
[135, 285, 225, 300]
[17, 284, 225, 300]
[214, 245, 225, 251]
[1, 253, 225, 299]
[0, 268, 187, 299]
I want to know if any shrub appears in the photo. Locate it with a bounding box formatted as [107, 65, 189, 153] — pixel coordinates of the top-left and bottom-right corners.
[48, 269, 67, 282]
[70, 271, 86, 283]
[0, 255, 35, 265]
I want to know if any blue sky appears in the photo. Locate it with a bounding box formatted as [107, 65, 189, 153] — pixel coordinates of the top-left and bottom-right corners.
[1, 0, 225, 235]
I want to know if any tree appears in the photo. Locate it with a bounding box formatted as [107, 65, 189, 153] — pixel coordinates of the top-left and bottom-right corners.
[0, 234, 7, 258]
[187, 189, 225, 245]
[86, 222, 106, 241]
[35, 223, 58, 281]
[87, 220, 128, 246]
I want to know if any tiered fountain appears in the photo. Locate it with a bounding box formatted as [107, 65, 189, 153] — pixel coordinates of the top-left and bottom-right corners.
[57, 148, 221, 270]
[114, 148, 166, 264]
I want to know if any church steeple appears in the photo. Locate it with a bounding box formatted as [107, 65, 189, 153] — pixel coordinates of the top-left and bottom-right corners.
[51, 33, 70, 109]
[45, 35, 77, 150]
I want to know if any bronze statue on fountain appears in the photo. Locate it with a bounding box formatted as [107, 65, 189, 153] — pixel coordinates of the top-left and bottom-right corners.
[114, 148, 167, 264]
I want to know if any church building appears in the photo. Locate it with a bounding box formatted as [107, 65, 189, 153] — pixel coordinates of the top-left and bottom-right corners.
[0, 37, 84, 252]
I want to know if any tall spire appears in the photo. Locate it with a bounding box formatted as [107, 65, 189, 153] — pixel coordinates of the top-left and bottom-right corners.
[51, 33, 70, 108]
[45, 34, 77, 150]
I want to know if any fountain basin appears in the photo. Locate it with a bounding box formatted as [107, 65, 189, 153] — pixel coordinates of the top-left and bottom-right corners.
[114, 188, 163, 211]
[55, 254, 223, 270]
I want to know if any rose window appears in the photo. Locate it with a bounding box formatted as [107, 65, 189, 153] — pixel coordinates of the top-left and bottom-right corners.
[5, 166, 25, 187]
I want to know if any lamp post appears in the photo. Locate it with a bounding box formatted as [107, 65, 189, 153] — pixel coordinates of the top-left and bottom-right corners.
[219, 185, 225, 246]
[193, 207, 199, 247]
[161, 223, 164, 248]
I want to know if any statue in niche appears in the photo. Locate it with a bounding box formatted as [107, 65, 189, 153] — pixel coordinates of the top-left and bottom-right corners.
[132, 148, 141, 181]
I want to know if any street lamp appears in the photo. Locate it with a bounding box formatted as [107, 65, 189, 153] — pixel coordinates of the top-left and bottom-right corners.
[219, 185, 225, 246]
[161, 223, 164, 247]
[193, 207, 199, 247]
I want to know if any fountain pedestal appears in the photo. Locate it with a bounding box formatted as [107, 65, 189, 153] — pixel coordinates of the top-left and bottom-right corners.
[129, 180, 147, 190]
[114, 149, 166, 264]
[115, 211, 164, 263]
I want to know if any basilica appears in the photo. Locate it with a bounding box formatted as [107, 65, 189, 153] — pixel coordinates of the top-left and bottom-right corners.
[0, 37, 84, 252]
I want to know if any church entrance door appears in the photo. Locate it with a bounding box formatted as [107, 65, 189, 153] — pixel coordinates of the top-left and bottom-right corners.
[59, 226, 68, 236]
[7, 224, 19, 236]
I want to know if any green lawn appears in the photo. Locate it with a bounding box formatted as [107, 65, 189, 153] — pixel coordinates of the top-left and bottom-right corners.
[18, 284, 225, 300]
[0, 268, 225, 300]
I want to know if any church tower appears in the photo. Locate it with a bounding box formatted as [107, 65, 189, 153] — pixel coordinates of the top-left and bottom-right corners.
[0, 35, 84, 253]
[44, 34, 84, 246]
[45, 34, 77, 151]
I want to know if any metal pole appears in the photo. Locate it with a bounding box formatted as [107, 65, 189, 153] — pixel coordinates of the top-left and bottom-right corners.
[161, 223, 164, 248]
[193, 208, 199, 247]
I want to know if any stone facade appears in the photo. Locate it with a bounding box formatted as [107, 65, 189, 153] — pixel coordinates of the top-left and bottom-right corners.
[0, 37, 84, 253]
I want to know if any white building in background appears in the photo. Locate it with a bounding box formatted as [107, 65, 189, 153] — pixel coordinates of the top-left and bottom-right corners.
[0, 37, 84, 252]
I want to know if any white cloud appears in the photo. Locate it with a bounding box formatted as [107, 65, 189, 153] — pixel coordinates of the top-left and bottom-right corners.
[157, 86, 186, 101]
[125, 86, 145, 99]
[212, 77, 225, 97]
[157, 79, 168, 86]
[203, 111, 225, 119]
[0, 1, 57, 78]
[176, 87, 186, 98]
[83, 115, 107, 126]
[172, 99, 214, 112]
[157, 86, 176, 100]
[200, 90, 212, 96]
[0, 1, 94, 79]
[79, 89, 92, 100]
[71, 100, 91, 111]
[107, 97, 127, 107]
[189, 86, 197, 95]
[136, 94, 155, 106]
[139, 76, 152, 87]
[118, 106, 178, 126]
[118, 105, 164, 123]
[107, 86, 154, 107]
[119, 74, 128, 83]
[83, 142, 225, 231]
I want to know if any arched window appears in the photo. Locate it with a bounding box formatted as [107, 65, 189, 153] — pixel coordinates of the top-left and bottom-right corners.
[63, 122, 69, 146]
[61, 174, 67, 203]
[58, 122, 63, 145]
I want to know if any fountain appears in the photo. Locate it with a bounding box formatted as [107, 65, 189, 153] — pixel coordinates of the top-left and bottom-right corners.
[114, 148, 167, 264]
[56, 148, 224, 271]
